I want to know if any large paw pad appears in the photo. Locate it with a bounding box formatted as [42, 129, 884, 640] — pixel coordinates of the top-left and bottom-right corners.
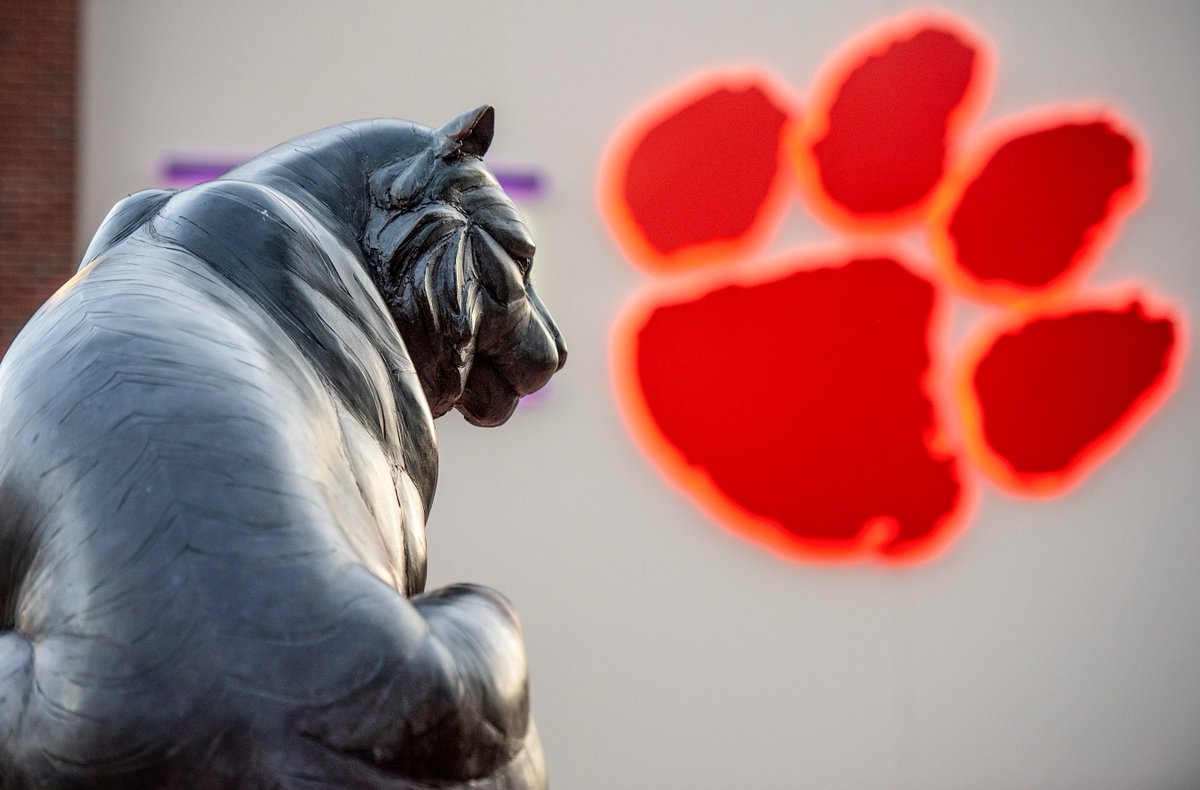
[599, 12, 1185, 564]
[617, 256, 963, 561]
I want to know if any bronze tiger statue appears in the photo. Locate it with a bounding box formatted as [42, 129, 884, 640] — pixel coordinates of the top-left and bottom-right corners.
[0, 106, 564, 788]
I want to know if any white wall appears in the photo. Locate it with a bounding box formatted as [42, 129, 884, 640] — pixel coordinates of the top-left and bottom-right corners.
[81, 2, 1200, 787]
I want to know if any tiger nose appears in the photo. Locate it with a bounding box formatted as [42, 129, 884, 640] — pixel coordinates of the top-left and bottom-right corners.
[552, 323, 567, 372]
[530, 287, 566, 372]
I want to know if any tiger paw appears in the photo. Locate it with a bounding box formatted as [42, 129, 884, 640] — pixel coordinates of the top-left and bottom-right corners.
[614, 254, 966, 563]
[599, 11, 1185, 564]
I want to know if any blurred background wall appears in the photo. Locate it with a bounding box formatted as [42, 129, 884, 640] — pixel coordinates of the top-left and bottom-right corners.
[0, 0, 76, 350]
[3, 1, 1198, 787]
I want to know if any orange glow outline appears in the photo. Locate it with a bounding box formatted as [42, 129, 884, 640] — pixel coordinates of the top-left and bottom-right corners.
[596, 66, 800, 274]
[610, 245, 977, 565]
[788, 10, 995, 234]
[954, 286, 1187, 497]
[928, 105, 1148, 309]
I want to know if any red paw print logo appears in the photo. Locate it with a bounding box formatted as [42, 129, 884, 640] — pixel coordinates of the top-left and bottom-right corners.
[598, 12, 1186, 565]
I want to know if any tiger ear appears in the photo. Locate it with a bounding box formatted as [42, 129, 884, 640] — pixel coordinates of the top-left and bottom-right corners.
[437, 105, 494, 158]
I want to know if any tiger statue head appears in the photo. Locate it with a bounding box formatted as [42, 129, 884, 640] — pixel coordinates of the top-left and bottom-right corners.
[360, 106, 567, 427]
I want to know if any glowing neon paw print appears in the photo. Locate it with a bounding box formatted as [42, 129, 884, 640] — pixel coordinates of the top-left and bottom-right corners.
[598, 12, 1185, 564]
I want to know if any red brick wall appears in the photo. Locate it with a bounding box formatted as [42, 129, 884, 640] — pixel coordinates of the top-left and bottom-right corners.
[0, 1, 77, 353]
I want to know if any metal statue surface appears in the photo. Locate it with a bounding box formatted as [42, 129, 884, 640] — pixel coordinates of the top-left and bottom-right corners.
[0, 106, 564, 788]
